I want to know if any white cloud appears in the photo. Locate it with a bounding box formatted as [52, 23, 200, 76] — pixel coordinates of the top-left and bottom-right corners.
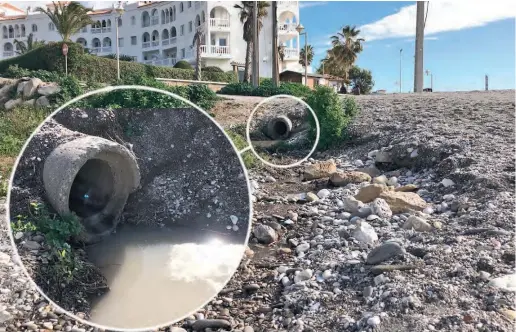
[402, 36, 439, 43]
[359, 0, 516, 41]
[299, 1, 328, 9]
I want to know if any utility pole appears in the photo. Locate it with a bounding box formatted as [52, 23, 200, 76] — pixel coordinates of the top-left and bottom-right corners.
[272, 1, 279, 87]
[399, 48, 403, 93]
[485, 74, 489, 91]
[413, 1, 425, 93]
[252, 1, 259, 87]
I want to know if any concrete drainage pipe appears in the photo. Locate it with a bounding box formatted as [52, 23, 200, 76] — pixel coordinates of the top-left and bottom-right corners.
[42, 136, 140, 242]
[266, 115, 293, 140]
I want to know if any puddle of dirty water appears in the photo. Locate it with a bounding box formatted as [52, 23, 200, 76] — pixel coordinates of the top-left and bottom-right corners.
[85, 223, 245, 329]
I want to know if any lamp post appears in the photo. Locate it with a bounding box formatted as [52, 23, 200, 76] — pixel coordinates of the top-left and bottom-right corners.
[425, 69, 433, 91]
[115, 4, 124, 81]
[399, 48, 403, 93]
[296, 23, 308, 87]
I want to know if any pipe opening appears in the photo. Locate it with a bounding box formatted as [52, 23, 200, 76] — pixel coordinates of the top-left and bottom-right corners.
[273, 120, 289, 137]
[69, 159, 114, 219]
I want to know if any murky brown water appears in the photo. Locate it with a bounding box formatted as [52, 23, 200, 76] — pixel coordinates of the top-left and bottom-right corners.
[86, 224, 245, 329]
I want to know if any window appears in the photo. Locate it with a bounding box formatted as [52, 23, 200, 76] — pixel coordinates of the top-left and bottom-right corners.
[180, 2, 184, 12]
[131, 36, 137, 45]
[188, 1, 192, 8]
[131, 16, 136, 25]
[188, 21, 192, 32]
[48, 23, 55, 31]
[82, 26, 87, 32]
[118, 38, 124, 47]
[181, 48, 185, 58]
[180, 25, 184, 35]
[219, 38, 227, 47]
[32, 24, 37, 32]
[118, 18, 122, 27]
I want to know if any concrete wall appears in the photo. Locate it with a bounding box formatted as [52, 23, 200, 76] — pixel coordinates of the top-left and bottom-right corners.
[157, 77, 227, 92]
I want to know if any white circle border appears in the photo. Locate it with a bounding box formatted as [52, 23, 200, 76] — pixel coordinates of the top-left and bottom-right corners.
[4, 85, 254, 332]
[245, 94, 320, 169]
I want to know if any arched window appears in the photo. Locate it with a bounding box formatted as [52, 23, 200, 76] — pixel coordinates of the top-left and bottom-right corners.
[201, 11, 205, 23]
[3, 26, 8, 39]
[21, 25, 26, 37]
[48, 23, 55, 31]
[14, 25, 20, 38]
[131, 16, 136, 25]
[8, 25, 14, 38]
[32, 24, 38, 32]
[180, 2, 184, 12]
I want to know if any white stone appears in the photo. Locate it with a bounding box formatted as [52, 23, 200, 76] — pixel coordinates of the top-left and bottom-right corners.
[410, 149, 419, 158]
[23, 78, 43, 98]
[441, 178, 455, 187]
[37, 84, 61, 96]
[352, 221, 378, 244]
[317, 189, 331, 199]
[4, 98, 22, 110]
[367, 315, 381, 327]
[488, 273, 516, 292]
[35, 95, 50, 107]
[296, 243, 310, 253]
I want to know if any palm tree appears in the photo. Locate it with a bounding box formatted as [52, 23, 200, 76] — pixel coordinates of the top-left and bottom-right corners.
[13, 33, 45, 55]
[329, 25, 364, 75]
[299, 44, 314, 69]
[234, 1, 270, 83]
[37, 2, 93, 42]
[192, 27, 204, 81]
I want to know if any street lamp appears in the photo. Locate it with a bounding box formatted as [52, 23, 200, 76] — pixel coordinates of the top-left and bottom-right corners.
[115, 3, 124, 80]
[399, 48, 403, 93]
[425, 69, 433, 91]
[296, 23, 308, 87]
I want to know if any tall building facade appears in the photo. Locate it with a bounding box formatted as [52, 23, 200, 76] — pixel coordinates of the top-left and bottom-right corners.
[0, 1, 303, 78]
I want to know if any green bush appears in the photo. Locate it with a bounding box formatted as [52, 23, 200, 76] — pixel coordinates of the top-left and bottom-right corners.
[218, 80, 311, 98]
[203, 66, 224, 72]
[305, 86, 358, 150]
[102, 54, 136, 62]
[5, 65, 62, 82]
[174, 60, 194, 70]
[225, 130, 258, 169]
[0, 43, 236, 83]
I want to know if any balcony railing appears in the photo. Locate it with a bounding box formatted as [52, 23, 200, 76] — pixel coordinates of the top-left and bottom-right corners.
[144, 58, 178, 66]
[279, 23, 298, 33]
[200, 45, 230, 56]
[91, 47, 112, 54]
[284, 47, 299, 59]
[102, 27, 112, 33]
[91, 27, 102, 34]
[142, 41, 151, 48]
[209, 18, 230, 29]
[151, 17, 159, 25]
[151, 40, 159, 47]
[3, 51, 14, 57]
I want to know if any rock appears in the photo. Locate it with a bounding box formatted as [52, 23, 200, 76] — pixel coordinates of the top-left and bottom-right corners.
[306, 192, 319, 202]
[375, 151, 392, 163]
[369, 198, 392, 219]
[367, 316, 381, 327]
[317, 189, 331, 199]
[354, 159, 364, 167]
[387, 176, 398, 186]
[373, 175, 388, 184]
[4, 98, 22, 110]
[352, 221, 378, 244]
[329, 171, 371, 186]
[488, 273, 516, 292]
[0, 252, 11, 265]
[303, 160, 337, 180]
[363, 286, 374, 298]
[23, 78, 43, 98]
[359, 166, 382, 177]
[22, 99, 36, 106]
[17, 81, 27, 95]
[0, 83, 16, 99]
[355, 184, 391, 203]
[22, 241, 41, 250]
[296, 243, 310, 253]
[342, 196, 363, 214]
[366, 242, 404, 264]
[287, 210, 298, 222]
[37, 83, 61, 96]
[253, 224, 278, 244]
[441, 178, 455, 187]
[370, 264, 418, 275]
[294, 269, 313, 283]
[191, 319, 231, 331]
[500, 309, 516, 321]
[35, 95, 50, 107]
[0, 310, 12, 323]
[402, 216, 432, 232]
[378, 191, 428, 213]
[265, 175, 276, 182]
[395, 184, 419, 192]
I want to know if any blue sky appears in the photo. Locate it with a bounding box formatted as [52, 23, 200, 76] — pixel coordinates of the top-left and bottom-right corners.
[299, 1, 515, 92]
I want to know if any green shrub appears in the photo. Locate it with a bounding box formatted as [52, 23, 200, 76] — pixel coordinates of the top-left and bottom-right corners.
[0, 43, 236, 83]
[218, 80, 311, 98]
[203, 66, 223, 72]
[187, 84, 217, 110]
[225, 130, 258, 169]
[174, 60, 194, 70]
[102, 54, 136, 62]
[305, 86, 357, 150]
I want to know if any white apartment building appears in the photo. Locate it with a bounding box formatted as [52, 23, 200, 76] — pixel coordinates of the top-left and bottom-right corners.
[0, 1, 304, 78]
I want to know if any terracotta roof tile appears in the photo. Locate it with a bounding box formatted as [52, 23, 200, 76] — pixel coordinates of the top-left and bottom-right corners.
[0, 3, 25, 14]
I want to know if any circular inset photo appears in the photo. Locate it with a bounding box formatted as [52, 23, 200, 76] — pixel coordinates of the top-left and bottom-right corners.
[246, 95, 319, 168]
[6, 87, 251, 331]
